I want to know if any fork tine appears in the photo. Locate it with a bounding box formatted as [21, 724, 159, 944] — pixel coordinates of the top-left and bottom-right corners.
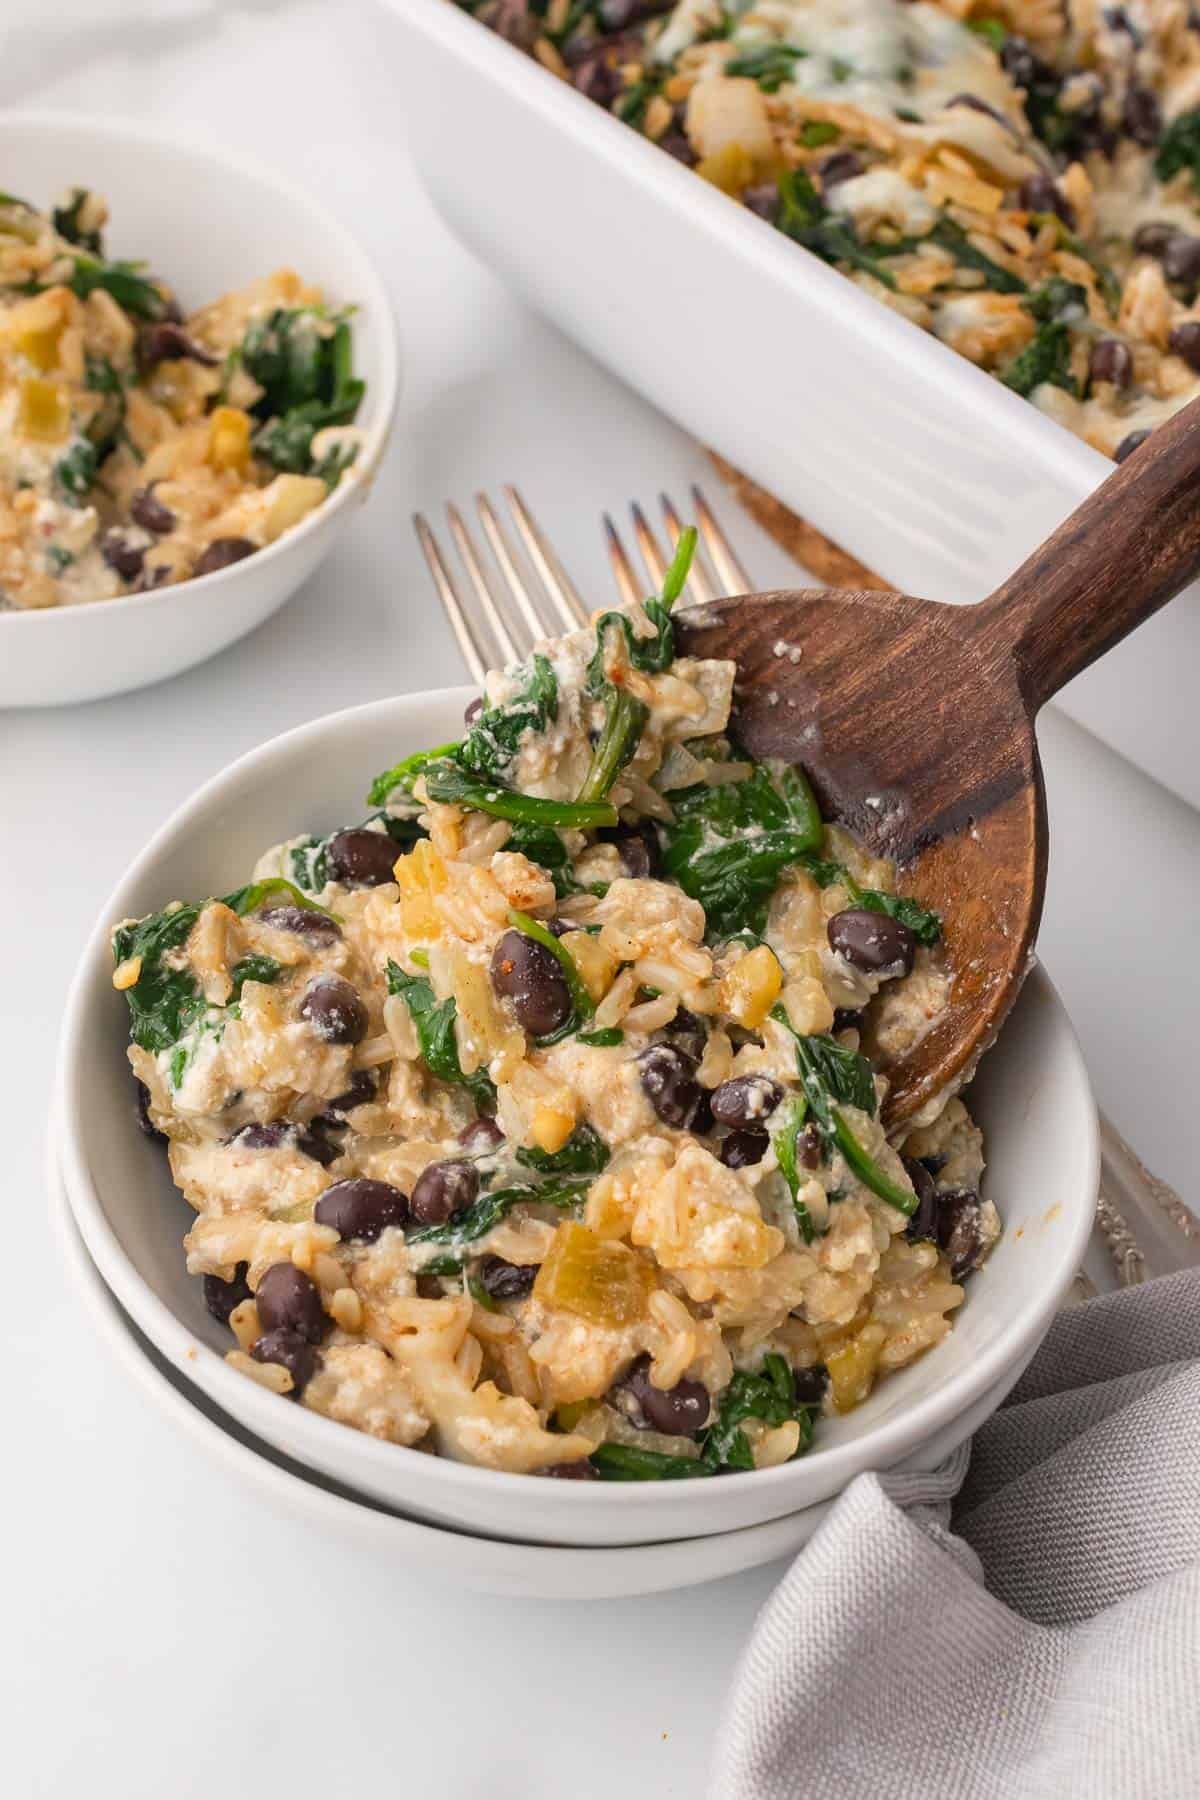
[691, 483, 752, 594]
[630, 500, 668, 592]
[476, 492, 548, 647]
[659, 492, 716, 604]
[446, 503, 525, 665]
[413, 512, 488, 685]
[604, 513, 642, 609]
[505, 485, 590, 630]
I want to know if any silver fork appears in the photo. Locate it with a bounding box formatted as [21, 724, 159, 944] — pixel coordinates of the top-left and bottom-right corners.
[413, 486, 1197, 1292]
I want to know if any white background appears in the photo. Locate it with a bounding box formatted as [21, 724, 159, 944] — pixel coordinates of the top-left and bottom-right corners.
[5, 4, 1200, 1796]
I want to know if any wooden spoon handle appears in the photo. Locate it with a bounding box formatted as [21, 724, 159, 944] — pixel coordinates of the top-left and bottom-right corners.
[974, 395, 1200, 713]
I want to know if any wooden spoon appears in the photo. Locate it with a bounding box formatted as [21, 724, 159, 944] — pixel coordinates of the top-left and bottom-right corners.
[676, 397, 1200, 1125]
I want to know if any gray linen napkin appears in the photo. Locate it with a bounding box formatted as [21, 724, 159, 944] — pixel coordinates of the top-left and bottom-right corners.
[711, 1271, 1200, 1800]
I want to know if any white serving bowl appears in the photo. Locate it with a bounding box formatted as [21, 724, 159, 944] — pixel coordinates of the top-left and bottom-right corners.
[52, 1139, 1039, 1598]
[0, 112, 398, 708]
[57, 687, 1098, 1547]
[386, 0, 1200, 813]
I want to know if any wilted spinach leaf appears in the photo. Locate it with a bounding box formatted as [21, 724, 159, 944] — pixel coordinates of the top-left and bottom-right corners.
[386, 960, 496, 1110]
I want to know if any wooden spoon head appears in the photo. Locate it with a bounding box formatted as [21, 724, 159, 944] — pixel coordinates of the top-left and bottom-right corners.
[676, 590, 1046, 1126]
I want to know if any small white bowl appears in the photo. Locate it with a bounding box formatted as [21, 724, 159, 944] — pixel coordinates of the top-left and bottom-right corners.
[57, 687, 1098, 1547]
[51, 1135, 1037, 1598]
[0, 112, 398, 709]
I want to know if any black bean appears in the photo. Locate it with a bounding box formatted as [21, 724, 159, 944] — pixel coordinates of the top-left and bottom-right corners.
[203, 1262, 251, 1325]
[1114, 429, 1151, 463]
[601, 820, 661, 879]
[487, 0, 538, 49]
[1104, 6, 1139, 40]
[902, 1155, 939, 1243]
[228, 1120, 337, 1166]
[1163, 234, 1200, 288]
[299, 975, 368, 1046]
[720, 1128, 769, 1169]
[297, 1127, 339, 1167]
[1016, 173, 1074, 225]
[319, 1069, 377, 1120]
[624, 1354, 710, 1435]
[662, 1007, 707, 1065]
[1168, 320, 1200, 371]
[791, 1364, 828, 1406]
[463, 696, 484, 725]
[541, 1459, 599, 1479]
[257, 904, 342, 943]
[742, 182, 779, 221]
[1123, 86, 1161, 147]
[936, 1188, 987, 1279]
[637, 1044, 707, 1130]
[314, 1177, 409, 1243]
[818, 150, 863, 192]
[129, 483, 176, 535]
[1089, 338, 1133, 390]
[99, 530, 146, 583]
[230, 1121, 291, 1150]
[133, 561, 170, 592]
[193, 536, 256, 578]
[658, 130, 696, 167]
[599, 0, 662, 26]
[833, 1007, 864, 1034]
[135, 321, 217, 373]
[947, 93, 1006, 125]
[324, 828, 399, 888]
[827, 907, 917, 976]
[711, 1074, 783, 1129]
[476, 1254, 537, 1301]
[255, 1262, 326, 1343]
[567, 38, 628, 107]
[490, 929, 572, 1036]
[410, 1158, 479, 1226]
[459, 1116, 506, 1154]
[133, 1077, 166, 1144]
[999, 35, 1037, 85]
[798, 1122, 823, 1169]
[1133, 221, 1176, 259]
[251, 1328, 318, 1397]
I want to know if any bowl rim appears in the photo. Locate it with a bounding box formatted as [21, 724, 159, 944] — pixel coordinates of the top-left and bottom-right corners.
[57, 687, 1100, 1515]
[0, 108, 400, 628]
[47, 1121, 839, 1588]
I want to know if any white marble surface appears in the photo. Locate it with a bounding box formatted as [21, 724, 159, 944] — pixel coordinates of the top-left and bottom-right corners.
[4, 5, 1199, 1796]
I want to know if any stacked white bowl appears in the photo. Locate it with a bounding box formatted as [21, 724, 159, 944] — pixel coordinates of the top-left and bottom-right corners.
[0, 114, 398, 707]
[56, 691, 1099, 1596]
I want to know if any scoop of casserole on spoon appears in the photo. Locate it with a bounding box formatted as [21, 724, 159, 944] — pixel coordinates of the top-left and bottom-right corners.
[677, 397, 1200, 1123]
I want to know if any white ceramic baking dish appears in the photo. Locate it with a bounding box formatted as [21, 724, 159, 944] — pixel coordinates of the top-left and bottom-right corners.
[383, 0, 1199, 811]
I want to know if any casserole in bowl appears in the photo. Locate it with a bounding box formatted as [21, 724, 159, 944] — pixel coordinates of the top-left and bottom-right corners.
[385, 0, 1200, 810]
[0, 113, 398, 707]
[58, 685, 1097, 1546]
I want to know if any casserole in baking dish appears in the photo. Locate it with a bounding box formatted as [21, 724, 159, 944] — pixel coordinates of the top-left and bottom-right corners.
[388, 0, 1200, 808]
